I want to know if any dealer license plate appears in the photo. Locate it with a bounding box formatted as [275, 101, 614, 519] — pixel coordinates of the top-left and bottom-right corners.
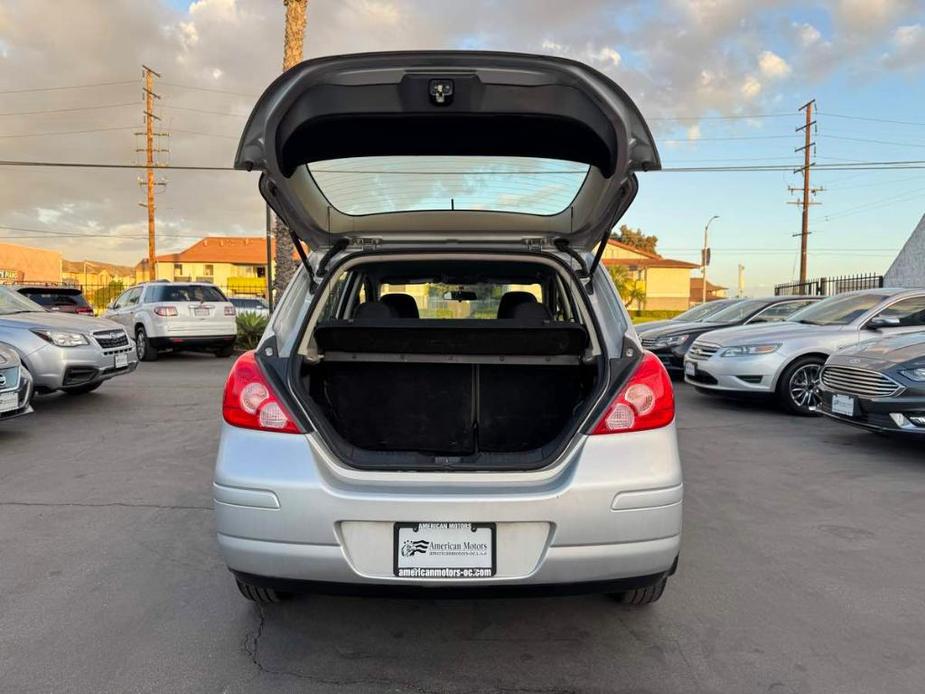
[0, 391, 18, 413]
[114, 353, 129, 369]
[831, 394, 856, 417]
[684, 361, 696, 378]
[394, 522, 495, 578]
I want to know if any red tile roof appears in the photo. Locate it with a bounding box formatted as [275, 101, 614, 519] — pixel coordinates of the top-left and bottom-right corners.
[605, 238, 662, 259]
[603, 257, 700, 270]
[154, 236, 271, 264]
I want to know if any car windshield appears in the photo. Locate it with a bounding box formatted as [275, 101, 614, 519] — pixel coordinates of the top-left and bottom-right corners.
[20, 289, 90, 308]
[149, 285, 227, 302]
[676, 300, 738, 322]
[232, 298, 266, 309]
[0, 286, 45, 314]
[707, 299, 769, 323]
[308, 156, 589, 215]
[788, 293, 883, 326]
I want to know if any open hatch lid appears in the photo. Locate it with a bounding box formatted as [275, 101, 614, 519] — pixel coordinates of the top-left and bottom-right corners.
[236, 51, 660, 250]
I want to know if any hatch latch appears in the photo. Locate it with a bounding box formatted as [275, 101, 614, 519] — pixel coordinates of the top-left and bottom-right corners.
[429, 79, 454, 106]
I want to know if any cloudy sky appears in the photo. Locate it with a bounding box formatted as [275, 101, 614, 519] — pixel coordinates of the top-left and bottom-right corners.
[1, 0, 923, 293]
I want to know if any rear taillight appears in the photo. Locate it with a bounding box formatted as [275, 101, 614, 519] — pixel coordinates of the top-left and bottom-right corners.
[591, 352, 675, 434]
[222, 351, 301, 434]
[154, 306, 178, 317]
[76, 306, 94, 315]
[224, 306, 236, 316]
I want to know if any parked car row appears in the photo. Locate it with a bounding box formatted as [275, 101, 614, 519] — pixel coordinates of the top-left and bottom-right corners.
[674, 288, 925, 435]
[0, 281, 248, 425]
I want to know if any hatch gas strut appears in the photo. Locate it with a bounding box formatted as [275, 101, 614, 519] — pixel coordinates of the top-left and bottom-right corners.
[289, 228, 316, 289]
[553, 238, 591, 288]
[315, 238, 349, 279]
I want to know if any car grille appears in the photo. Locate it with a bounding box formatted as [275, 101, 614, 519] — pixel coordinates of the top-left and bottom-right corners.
[821, 365, 904, 398]
[640, 336, 658, 349]
[687, 341, 720, 361]
[93, 329, 129, 350]
[0, 366, 19, 392]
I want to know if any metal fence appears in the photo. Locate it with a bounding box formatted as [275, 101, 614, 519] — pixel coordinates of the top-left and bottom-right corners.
[775, 273, 884, 297]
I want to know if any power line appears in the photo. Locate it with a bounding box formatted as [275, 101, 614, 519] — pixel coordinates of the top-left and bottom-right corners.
[0, 126, 138, 139]
[648, 112, 792, 121]
[663, 134, 796, 143]
[819, 134, 925, 148]
[159, 104, 249, 117]
[171, 128, 239, 139]
[0, 102, 139, 117]
[0, 80, 135, 95]
[818, 111, 925, 127]
[160, 81, 258, 98]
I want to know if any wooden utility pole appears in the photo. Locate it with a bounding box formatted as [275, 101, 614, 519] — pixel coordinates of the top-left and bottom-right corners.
[272, 0, 309, 299]
[138, 65, 166, 281]
[788, 99, 822, 286]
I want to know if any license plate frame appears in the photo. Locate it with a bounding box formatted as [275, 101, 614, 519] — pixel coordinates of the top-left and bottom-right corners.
[831, 393, 856, 417]
[684, 361, 697, 378]
[393, 522, 496, 579]
[0, 391, 18, 413]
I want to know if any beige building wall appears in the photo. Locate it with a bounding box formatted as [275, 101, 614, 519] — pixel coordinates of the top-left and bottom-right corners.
[644, 267, 691, 311]
[0, 242, 62, 283]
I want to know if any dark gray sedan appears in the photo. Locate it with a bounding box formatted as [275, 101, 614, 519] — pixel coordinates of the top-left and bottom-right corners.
[818, 331, 925, 435]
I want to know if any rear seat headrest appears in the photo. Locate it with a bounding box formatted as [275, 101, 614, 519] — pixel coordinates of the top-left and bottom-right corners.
[497, 291, 538, 319]
[380, 293, 420, 319]
[353, 301, 395, 320]
[511, 301, 552, 321]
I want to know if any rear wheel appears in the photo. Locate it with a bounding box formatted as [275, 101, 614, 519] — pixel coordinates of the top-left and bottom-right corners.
[135, 326, 158, 362]
[777, 356, 825, 416]
[235, 579, 289, 604]
[611, 577, 667, 606]
[215, 344, 235, 358]
[63, 382, 102, 395]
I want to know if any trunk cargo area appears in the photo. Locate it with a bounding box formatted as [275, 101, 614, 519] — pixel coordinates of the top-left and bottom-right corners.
[301, 319, 597, 459]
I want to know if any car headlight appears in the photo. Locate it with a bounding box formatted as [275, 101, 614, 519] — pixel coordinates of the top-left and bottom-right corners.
[653, 334, 689, 349]
[719, 343, 781, 357]
[899, 367, 925, 382]
[31, 329, 89, 347]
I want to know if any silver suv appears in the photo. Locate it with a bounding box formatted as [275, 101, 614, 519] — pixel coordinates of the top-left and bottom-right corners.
[214, 52, 682, 605]
[0, 342, 33, 421]
[103, 282, 236, 361]
[0, 286, 136, 395]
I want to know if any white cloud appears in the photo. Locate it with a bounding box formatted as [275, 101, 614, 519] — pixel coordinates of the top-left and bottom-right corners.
[881, 23, 925, 69]
[686, 123, 702, 141]
[591, 46, 622, 67]
[758, 50, 791, 79]
[740, 74, 762, 98]
[794, 22, 821, 46]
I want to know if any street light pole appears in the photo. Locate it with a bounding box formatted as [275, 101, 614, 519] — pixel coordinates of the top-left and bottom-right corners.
[701, 215, 719, 304]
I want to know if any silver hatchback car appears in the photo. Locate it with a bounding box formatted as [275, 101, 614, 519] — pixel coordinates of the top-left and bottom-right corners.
[214, 52, 682, 604]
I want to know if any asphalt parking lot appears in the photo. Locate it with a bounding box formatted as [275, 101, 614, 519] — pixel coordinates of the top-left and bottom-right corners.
[1, 355, 923, 694]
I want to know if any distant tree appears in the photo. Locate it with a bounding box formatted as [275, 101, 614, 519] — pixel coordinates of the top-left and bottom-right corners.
[613, 224, 659, 255]
[607, 265, 647, 313]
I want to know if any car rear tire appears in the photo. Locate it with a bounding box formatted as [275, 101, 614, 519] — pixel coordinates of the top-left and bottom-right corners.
[235, 579, 289, 604]
[215, 344, 235, 358]
[136, 326, 158, 362]
[611, 577, 667, 606]
[777, 355, 825, 416]
[63, 382, 102, 395]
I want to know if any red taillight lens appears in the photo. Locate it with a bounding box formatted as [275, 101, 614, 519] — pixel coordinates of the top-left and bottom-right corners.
[222, 351, 301, 434]
[591, 352, 675, 434]
[224, 306, 236, 316]
[76, 306, 94, 315]
[154, 306, 178, 317]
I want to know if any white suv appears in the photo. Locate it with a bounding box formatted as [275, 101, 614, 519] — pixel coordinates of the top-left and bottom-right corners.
[104, 282, 236, 361]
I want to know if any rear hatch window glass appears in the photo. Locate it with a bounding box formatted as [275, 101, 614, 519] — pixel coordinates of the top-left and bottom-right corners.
[308, 156, 589, 216]
[19, 289, 90, 308]
[149, 285, 227, 302]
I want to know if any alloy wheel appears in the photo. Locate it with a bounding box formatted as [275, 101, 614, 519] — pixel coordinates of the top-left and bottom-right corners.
[789, 363, 822, 412]
[136, 330, 146, 360]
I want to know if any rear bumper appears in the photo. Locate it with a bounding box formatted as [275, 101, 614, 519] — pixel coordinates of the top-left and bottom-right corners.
[213, 423, 683, 589]
[150, 334, 235, 350]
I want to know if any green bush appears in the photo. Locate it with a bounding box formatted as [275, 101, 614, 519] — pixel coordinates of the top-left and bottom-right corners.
[235, 312, 269, 350]
[631, 310, 685, 324]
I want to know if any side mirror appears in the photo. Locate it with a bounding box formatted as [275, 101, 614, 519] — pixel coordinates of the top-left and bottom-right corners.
[867, 315, 901, 330]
